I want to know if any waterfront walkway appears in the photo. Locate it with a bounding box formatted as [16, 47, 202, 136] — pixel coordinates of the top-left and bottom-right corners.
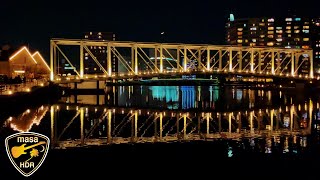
[0, 78, 49, 95]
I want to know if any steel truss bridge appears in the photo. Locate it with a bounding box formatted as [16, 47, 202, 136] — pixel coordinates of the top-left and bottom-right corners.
[49, 101, 314, 149]
[50, 39, 314, 82]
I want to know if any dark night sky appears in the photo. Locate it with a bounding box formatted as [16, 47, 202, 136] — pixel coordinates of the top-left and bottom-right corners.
[0, 0, 319, 60]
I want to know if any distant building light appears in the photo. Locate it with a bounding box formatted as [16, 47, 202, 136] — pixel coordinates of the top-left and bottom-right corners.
[285, 18, 293, 22]
[302, 30, 309, 33]
[229, 14, 235, 22]
[268, 18, 274, 22]
[14, 70, 25, 73]
[295, 17, 301, 21]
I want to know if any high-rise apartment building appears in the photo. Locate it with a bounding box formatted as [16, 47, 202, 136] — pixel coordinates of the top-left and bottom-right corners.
[226, 14, 320, 70]
[312, 18, 320, 71]
[84, 32, 116, 74]
[226, 14, 311, 48]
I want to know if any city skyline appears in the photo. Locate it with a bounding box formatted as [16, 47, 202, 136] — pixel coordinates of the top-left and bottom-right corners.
[1, 0, 320, 60]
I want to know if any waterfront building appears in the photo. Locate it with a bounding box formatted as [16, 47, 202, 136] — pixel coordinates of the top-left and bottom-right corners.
[0, 45, 50, 79]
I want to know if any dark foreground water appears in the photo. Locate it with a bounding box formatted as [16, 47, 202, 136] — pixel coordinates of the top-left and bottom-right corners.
[1, 85, 320, 179]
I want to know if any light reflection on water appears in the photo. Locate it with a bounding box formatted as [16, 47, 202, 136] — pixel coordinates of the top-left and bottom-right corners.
[1, 86, 320, 156]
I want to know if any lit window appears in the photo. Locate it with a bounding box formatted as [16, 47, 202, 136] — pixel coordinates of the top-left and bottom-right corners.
[286, 26, 291, 30]
[302, 30, 309, 33]
[260, 35, 265, 38]
[268, 27, 274, 30]
[252, 39, 257, 42]
[98, 32, 102, 35]
[295, 18, 301, 21]
[85, 35, 88, 38]
[268, 31, 274, 34]
[237, 39, 243, 43]
[237, 32, 243, 35]
[294, 38, 300, 41]
[286, 30, 291, 34]
[267, 42, 274, 46]
[268, 35, 274, 38]
[285, 18, 293, 22]
[303, 26, 309, 29]
[303, 38, 309, 41]
[237, 28, 243, 31]
[276, 38, 283, 42]
[276, 27, 282, 30]
[276, 30, 283, 33]
[294, 30, 300, 33]
[250, 27, 257, 31]
[268, 18, 274, 22]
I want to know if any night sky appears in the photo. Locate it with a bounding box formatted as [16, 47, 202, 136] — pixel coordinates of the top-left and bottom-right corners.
[0, 0, 319, 60]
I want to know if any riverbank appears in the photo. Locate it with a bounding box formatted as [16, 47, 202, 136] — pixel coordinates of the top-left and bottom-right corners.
[0, 83, 62, 118]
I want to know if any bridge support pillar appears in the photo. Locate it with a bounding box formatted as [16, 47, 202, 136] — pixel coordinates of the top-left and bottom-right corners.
[290, 105, 294, 132]
[250, 49, 254, 72]
[229, 49, 233, 72]
[50, 106, 56, 149]
[271, 50, 275, 75]
[291, 52, 295, 76]
[131, 111, 138, 142]
[107, 109, 112, 144]
[218, 113, 222, 133]
[80, 107, 84, 146]
[159, 113, 163, 141]
[250, 111, 253, 134]
[309, 52, 314, 78]
[207, 48, 210, 70]
[270, 109, 274, 133]
[206, 114, 210, 137]
[237, 113, 241, 133]
[309, 100, 313, 134]
[80, 42, 84, 79]
[183, 47, 187, 71]
[228, 113, 232, 135]
[183, 114, 187, 140]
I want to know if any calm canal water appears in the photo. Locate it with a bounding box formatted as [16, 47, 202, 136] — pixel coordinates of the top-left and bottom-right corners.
[1, 85, 320, 178]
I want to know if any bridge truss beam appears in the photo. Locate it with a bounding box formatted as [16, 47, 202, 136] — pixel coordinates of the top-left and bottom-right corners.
[50, 39, 314, 81]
